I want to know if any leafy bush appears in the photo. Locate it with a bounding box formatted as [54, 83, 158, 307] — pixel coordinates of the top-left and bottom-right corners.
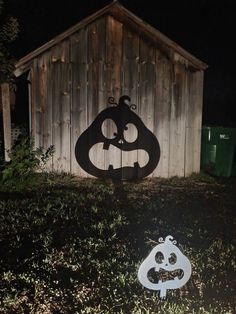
[0, 135, 54, 191]
[0, 177, 235, 313]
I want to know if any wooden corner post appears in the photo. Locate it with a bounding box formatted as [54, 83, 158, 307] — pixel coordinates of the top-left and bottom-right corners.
[1, 83, 11, 161]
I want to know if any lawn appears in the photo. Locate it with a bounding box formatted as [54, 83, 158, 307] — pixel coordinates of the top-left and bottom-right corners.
[0, 174, 235, 313]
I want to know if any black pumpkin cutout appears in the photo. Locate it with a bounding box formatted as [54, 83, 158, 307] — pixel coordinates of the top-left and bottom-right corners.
[75, 95, 160, 180]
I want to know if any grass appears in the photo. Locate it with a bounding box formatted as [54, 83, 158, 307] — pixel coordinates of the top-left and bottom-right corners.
[0, 174, 235, 313]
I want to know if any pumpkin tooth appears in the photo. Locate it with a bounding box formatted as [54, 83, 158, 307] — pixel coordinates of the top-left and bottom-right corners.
[103, 142, 110, 150]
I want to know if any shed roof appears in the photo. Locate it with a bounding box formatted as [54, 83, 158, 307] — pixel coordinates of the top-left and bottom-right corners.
[15, 1, 208, 77]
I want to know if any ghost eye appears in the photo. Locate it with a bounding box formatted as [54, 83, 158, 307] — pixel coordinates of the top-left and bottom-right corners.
[155, 252, 164, 264]
[101, 119, 118, 139]
[168, 253, 177, 265]
[123, 123, 138, 143]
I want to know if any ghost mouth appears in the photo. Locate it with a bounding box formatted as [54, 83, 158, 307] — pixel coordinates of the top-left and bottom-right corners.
[148, 268, 184, 283]
[89, 142, 149, 170]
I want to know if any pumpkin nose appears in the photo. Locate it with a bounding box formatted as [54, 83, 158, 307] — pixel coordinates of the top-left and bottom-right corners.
[118, 139, 124, 144]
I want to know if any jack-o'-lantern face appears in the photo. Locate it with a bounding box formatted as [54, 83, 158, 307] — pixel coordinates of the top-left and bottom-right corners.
[138, 235, 192, 298]
[75, 95, 160, 180]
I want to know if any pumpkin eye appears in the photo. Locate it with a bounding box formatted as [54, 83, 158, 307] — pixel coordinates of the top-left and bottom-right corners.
[123, 123, 138, 143]
[101, 119, 118, 139]
[155, 252, 164, 264]
[168, 253, 177, 265]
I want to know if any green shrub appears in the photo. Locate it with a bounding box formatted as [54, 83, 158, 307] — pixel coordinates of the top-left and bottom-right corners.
[0, 135, 54, 191]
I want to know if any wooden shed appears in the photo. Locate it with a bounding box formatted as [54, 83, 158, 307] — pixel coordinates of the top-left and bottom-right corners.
[14, 1, 207, 179]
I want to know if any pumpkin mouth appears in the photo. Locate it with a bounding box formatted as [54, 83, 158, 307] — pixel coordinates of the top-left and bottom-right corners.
[89, 142, 149, 170]
[148, 268, 184, 283]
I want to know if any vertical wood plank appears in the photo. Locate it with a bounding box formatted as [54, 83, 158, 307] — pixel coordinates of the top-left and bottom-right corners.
[33, 58, 44, 150]
[106, 16, 123, 101]
[105, 16, 123, 173]
[28, 68, 36, 141]
[153, 53, 171, 178]
[122, 26, 139, 104]
[87, 18, 107, 175]
[45, 53, 53, 171]
[193, 70, 204, 173]
[121, 26, 140, 172]
[1, 83, 11, 161]
[185, 70, 204, 175]
[139, 38, 155, 131]
[51, 41, 71, 173]
[51, 45, 61, 172]
[70, 28, 88, 176]
[87, 21, 99, 124]
[184, 69, 193, 176]
[168, 63, 186, 177]
[60, 40, 71, 173]
[185, 70, 194, 176]
[38, 53, 53, 171]
[138, 38, 156, 177]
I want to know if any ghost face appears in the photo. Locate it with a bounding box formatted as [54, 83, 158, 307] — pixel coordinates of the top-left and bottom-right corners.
[75, 98, 160, 180]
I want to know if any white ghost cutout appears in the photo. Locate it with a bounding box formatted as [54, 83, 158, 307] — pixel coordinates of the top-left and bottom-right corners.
[138, 235, 192, 298]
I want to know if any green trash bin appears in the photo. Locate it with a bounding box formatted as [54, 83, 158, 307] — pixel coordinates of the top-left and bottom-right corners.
[201, 126, 236, 177]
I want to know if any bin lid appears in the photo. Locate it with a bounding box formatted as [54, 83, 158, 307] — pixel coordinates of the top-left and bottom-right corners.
[202, 126, 236, 144]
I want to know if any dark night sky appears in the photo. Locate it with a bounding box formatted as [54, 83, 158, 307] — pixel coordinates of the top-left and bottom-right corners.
[4, 0, 236, 127]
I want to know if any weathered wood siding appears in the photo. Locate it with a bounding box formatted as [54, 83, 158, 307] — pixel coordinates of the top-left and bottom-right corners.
[29, 15, 204, 177]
